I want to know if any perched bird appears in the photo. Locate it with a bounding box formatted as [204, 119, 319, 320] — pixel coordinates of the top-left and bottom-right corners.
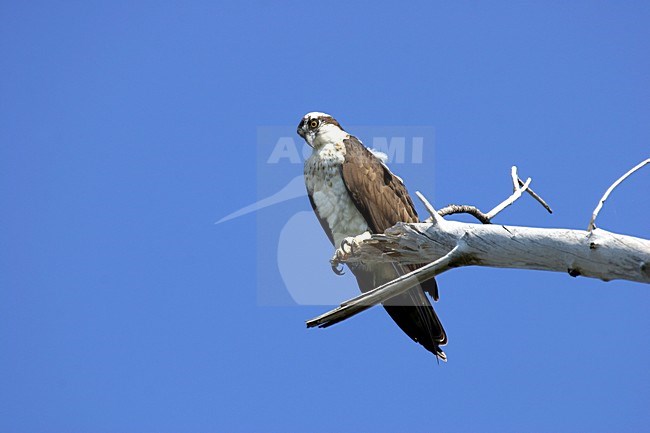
[298, 112, 448, 360]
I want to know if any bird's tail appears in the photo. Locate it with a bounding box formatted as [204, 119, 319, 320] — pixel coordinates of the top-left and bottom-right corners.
[351, 266, 448, 361]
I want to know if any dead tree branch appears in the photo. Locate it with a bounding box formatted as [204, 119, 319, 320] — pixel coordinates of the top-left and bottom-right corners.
[437, 205, 491, 224]
[308, 245, 464, 328]
[309, 222, 650, 328]
[588, 158, 650, 231]
[308, 161, 650, 329]
[429, 166, 551, 224]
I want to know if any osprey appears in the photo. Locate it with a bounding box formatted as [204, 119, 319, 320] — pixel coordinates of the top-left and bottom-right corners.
[298, 112, 448, 360]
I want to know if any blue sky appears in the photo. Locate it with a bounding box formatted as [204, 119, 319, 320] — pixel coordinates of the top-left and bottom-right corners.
[1, 1, 649, 432]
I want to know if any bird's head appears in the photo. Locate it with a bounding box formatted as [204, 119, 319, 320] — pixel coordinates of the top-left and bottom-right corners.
[297, 112, 346, 148]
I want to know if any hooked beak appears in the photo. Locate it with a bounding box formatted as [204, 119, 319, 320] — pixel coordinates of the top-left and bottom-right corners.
[297, 120, 306, 139]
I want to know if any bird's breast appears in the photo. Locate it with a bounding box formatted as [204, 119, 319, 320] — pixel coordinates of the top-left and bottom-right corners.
[305, 144, 369, 247]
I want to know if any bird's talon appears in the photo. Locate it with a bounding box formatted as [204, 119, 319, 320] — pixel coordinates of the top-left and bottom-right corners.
[330, 253, 345, 275]
[330, 244, 350, 275]
[331, 261, 345, 275]
[340, 237, 356, 255]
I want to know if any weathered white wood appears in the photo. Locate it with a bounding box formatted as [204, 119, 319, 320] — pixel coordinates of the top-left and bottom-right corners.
[587, 158, 650, 231]
[418, 166, 551, 226]
[307, 245, 463, 328]
[486, 174, 531, 219]
[343, 222, 650, 283]
[308, 160, 650, 329]
[308, 221, 650, 328]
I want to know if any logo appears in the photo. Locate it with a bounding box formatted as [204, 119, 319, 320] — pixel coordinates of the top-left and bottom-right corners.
[217, 125, 435, 305]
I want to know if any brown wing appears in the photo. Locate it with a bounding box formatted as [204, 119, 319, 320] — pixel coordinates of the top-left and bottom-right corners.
[340, 136, 447, 359]
[340, 136, 439, 299]
[340, 136, 419, 233]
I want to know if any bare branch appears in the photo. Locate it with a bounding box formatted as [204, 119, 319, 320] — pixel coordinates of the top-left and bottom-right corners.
[307, 245, 464, 329]
[415, 191, 444, 226]
[510, 166, 519, 192]
[307, 163, 650, 333]
[486, 176, 531, 220]
[327, 222, 650, 282]
[437, 205, 491, 224]
[588, 158, 650, 231]
[517, 178, 553, 214]
[307, 221, 650, 329]
[428, 167, 551, 225]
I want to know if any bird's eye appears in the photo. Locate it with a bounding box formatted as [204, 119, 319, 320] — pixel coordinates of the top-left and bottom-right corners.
[309, 119, 319, 129]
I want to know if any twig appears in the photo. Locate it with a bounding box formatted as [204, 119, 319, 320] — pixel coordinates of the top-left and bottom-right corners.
[515, 165, 553, 213]
[486, 175, 531, 220]
[307, 244, 464, 329]
[423, 167, 551, 224]
[588, 158, 650, 231]
[437, 205, 491, 224]
[510, 166, 519, 192]
[517, 178, 553, 214]
[415, 191, 444, 226]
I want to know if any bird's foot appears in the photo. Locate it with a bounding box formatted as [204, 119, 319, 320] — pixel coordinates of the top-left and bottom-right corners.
[330, 239, 352, 275]
[330, 232, 372, 275]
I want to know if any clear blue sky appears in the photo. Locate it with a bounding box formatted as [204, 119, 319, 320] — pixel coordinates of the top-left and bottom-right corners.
[1, 1, 649, 432]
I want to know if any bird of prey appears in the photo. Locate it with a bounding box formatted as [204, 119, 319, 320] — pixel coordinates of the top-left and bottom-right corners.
[297, 112, 448, 360]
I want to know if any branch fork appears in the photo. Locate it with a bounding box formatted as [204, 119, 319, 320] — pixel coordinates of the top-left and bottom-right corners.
[433, 166, 552, 224]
